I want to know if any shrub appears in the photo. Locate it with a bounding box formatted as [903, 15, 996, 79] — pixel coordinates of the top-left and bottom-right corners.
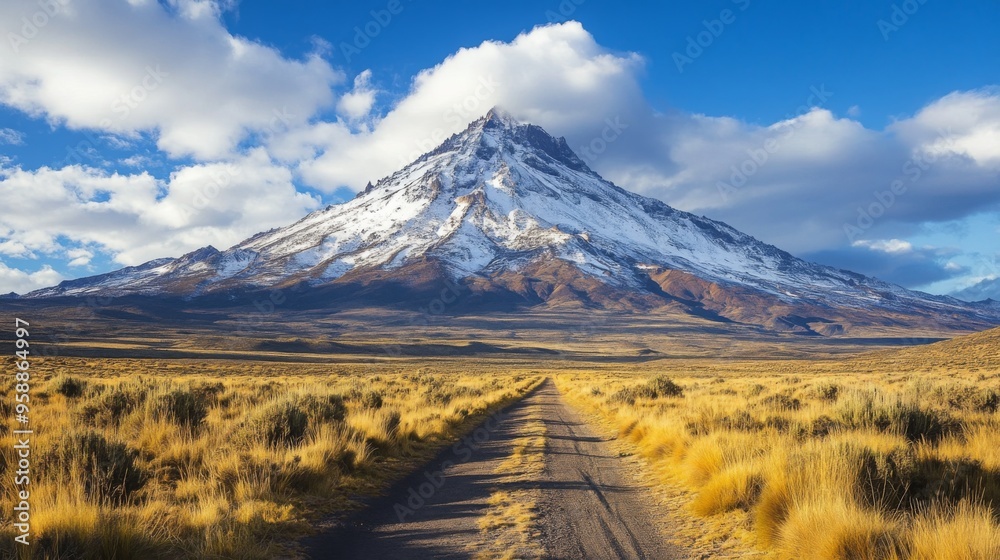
[761, 393, 801, 411]
[814, 383, 840, 402]
[54, 376, 86, 398]
[42, 431, 148, 504]
[854, 445, 918, 510]
[609, 386, 642, 405]
[836, 390, 956, 442]
[239, 400, 309, 448]
[765, 416, 791, 432]
[747, 384, 766, 397]
[648, 375, 684, 398]
[610, 376, 684, 404]
[423, 389, 452, 406]
[973, 389, 999, 413]
[808, 415, 841, 437]
[335, 449, 358, 474]
[907, 458, 992, 507]
[719, 410, 763, 432]
[945, 386, 998, 413]
[301, 393, 348, 422]
[81, 385, 148, 424]
[193, 381, 226, 406]
[897, 406, 955, 442]
[154, 389, 209, 429]
[359, 391, 384, 410]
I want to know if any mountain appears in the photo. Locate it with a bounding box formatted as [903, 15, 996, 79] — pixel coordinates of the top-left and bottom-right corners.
[25, 108, 1000, 334]
[952, 277, 1000, 304]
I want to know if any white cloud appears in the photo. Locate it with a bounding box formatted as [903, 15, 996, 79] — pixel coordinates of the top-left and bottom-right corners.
[891, 88, 1000, 167]
[163, 0, 237, 20]
[280, 22, 1000, 260]
[0, 262, 63, 294]
[2, 15, 1000, 295]
[119, 154, 158, 168]
[337, 70, 377, 121]
[0, 0, 341, 159]
[0, 128, 24, 145]
[66, 247, 94, 267]
[852, 239, 914, 254]
[0, 149, 320, 269]
[294, 21, 645, 188]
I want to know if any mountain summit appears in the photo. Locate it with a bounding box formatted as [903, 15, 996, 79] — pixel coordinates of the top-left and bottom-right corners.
[28, 108, 1000, 334]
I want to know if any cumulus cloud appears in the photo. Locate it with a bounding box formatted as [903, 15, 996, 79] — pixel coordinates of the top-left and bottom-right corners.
[599, 97, 1000, 257]
[1, 15, 999, 295]
[0, 149, 320, 267]
[66, 247, 94, 267]
[0, 262, 63, 294]
[283, 22, 1000, 267]
[890, 88, 1000, 167]
[293, 21, 646, 188]
[336, 70, 377, 122]
[0, 0, 341, 159]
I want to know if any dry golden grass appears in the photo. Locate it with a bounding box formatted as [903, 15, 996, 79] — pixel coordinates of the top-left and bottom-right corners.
[557, 359, 1000, 560]
[5, 325, 998, 559]
[0, 357, 541, 559]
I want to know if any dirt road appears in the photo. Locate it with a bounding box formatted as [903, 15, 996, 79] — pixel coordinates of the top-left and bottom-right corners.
[303, 380, 686, 559]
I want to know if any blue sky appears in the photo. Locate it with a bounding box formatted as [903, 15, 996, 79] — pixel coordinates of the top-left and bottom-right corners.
[220, 0, 999, 128]
[0, 0, 998, 298]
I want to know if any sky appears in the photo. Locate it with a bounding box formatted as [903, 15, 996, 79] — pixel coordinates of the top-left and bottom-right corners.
[0, 0, 998, 299]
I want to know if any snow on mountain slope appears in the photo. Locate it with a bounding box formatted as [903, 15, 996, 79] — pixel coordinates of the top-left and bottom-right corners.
[25, 108, 1000, 331]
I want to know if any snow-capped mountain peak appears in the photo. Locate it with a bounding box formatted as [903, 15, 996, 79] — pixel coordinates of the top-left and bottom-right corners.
[25, 108, 1000, 334]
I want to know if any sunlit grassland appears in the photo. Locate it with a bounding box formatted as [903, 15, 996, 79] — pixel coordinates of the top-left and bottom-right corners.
[557, 356, 1000, 559]
[0, 357, 542, 559]
[2, 324, 996, 559]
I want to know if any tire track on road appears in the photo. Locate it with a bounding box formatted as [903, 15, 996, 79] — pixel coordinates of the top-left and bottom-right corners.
[304, 380, 688, 559]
